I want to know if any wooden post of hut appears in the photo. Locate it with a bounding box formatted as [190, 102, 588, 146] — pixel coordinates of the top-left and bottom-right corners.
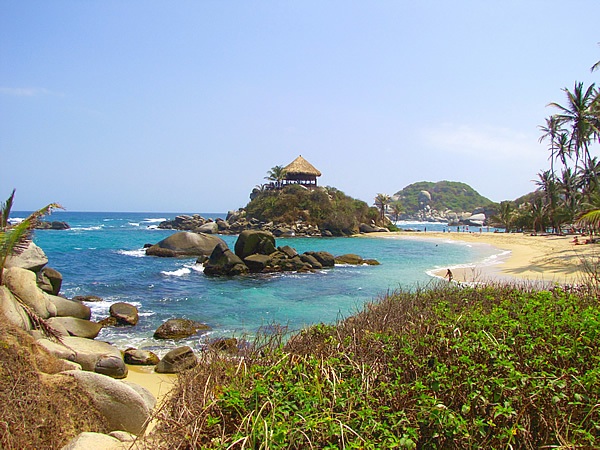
[282, 155, 322, 189]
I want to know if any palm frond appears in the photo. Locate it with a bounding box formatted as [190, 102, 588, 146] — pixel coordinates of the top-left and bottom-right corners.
[0, 189, 16, 230]
[577, 209, 600, 231]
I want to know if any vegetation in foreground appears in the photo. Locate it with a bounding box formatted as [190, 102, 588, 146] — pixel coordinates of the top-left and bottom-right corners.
[153, 282, 600, 449]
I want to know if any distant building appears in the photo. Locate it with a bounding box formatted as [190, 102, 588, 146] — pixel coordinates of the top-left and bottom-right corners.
[283, 155, 322, 189]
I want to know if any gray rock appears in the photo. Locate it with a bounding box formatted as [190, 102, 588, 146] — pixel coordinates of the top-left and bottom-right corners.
[47, 317, 102, 339]
[155, 346, 198, 373]
[145, 231, 225, 258]
[2, 267, 57, 319]
[123, 348, 160, 365]
[304, 251, 335, 268]
[278, 245, 298, 258]
[4, 241, 48, 272]
[36, 267, 63, 295]
[60, 370, 155, 435]
[47, 295, 91, 319]
[300, 253, 322, 269]
[203, 242, 249, 276]
[234, 230, 276, 259]
[61, 431, 126, 450]
[95, 355, 128, 379]
[153, 318, 211, 340]
[243, 254, 272, 272]
[60, 336, 125, 376]
[109, 302, 139, 326]
[71, 295, 103, 302]
[197, 222, 218, 234]
[0, 285, 32, 330]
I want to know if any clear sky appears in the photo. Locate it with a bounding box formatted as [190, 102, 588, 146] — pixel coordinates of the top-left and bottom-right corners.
[1, 1, 598, 213]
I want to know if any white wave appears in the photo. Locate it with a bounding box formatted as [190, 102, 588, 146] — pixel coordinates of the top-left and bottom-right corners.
[147, 225, 158, 230]
[161, 267, 191, 277]
[118, 248, 146, 258]
[128, 222, 140, 227]
[189, 263, 204, 273]
[7, 217, 25, 224]
[69, 225, 103, 231]
[143, 218, 167, 223]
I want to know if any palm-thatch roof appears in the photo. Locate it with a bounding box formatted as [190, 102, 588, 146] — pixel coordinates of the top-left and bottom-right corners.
[283, 155, 322, 177]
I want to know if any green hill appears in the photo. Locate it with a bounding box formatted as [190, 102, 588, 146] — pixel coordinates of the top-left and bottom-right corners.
[394, 181, 495, 214]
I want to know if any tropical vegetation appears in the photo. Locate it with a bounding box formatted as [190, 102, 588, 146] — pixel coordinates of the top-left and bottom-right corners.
[245, 183, 380, 235]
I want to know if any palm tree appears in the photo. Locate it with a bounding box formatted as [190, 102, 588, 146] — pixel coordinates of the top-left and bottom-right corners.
[535, 170, 561, 233]
[548, 82, 598, 172]
[264, 165, 287, 189]
[538, 115, 563, 174]
[389, 201, 403, 224]
[374, 193, 391, 223]
[493, 201, 515, 233]
[0, 190, 62, 284]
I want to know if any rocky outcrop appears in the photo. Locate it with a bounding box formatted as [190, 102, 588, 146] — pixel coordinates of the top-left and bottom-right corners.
[46, 316, 102, 339]
[145, 231, 225, 258]
[60, 370, 155, 435]
[155, 346, 198, 373]
[153, 318, 211, 340]
[35, 220, 70, 230]
[359, 223, 390, 233]
[0, 285, 32, 330]
[47, 295, 91, 319]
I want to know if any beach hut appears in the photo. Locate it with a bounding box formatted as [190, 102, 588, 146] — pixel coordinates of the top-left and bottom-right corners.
[283, 155, 322, 188]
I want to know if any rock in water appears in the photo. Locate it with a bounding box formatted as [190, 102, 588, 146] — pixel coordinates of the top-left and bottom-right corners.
[234, 230, 276, 259]
[204, 242, 249, 276]
[153, 318, 211, 339]
[109, 302, 139, 326]
[145, 231, 226, 258]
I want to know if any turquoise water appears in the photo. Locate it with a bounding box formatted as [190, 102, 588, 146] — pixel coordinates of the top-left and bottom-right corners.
[17, 211, 502, 356]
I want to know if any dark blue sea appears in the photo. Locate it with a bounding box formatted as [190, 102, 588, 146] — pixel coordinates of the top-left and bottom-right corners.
[16, 211, 504, 356]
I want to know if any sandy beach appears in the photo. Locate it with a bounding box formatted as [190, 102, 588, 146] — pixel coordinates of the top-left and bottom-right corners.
[369, 231, 600, 285]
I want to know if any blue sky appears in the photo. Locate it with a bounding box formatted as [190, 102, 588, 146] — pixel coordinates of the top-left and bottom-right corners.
[1, 1, 598, 212]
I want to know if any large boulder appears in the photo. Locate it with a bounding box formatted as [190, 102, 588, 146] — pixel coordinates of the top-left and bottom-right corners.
[2, 267, 57, 318]
[0, 285, 32, 330]
[123, 348, 160, 366]
[335, 254, 380, 265]
[47, 295, 91, 319]
[4, 241, 48, 272]
[203, 242, 249, 276]
[155, 346, 198, 373]
[234, 230, 276, 259]
[145, 231, 226, 258]
[36, 266, 63, 295]
[109, 302, 139, 326]
[46, 317, 102, 339]
[197, 221, 218, 234]
[60, 370, 155, 435]
[243, 254, 272, 272]
[153, 318, 211, 340]
[55, 336, 127, 378]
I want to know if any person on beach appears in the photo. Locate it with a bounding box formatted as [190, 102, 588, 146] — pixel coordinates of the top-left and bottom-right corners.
[445, 269, 453, 282]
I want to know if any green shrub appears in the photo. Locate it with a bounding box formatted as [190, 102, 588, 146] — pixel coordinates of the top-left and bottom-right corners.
[153, 283, 600, 448]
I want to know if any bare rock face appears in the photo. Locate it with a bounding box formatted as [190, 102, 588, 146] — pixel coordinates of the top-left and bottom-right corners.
[145, 231, 226, 258]
[0, 285, 32, 330]
[36, 266, 63, 295]
[47, 295, 91, 320]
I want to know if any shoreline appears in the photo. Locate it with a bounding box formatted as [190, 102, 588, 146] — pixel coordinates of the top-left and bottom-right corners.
[365, 231, 600, 285]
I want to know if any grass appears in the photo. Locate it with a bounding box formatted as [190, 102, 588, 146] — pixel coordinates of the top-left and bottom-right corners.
[0, 317, 108, 449]
[151, 282, 600, 449]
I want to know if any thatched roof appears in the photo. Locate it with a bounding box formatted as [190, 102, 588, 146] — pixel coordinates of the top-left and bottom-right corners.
[283, 155, 322, 177]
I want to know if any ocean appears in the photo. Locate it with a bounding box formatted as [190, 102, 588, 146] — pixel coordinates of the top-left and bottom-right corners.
[16, 211, 505, 357]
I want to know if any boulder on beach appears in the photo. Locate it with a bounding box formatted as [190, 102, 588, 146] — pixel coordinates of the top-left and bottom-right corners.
[123, 348, 160, 366]
[3, 267, 57, 319]
[59, 370, 155, 435]
[153, 318, 211, 340]
[4, 241, 48, 272]
[155, 346, 198, 373]
[145, 231, 226, 258]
